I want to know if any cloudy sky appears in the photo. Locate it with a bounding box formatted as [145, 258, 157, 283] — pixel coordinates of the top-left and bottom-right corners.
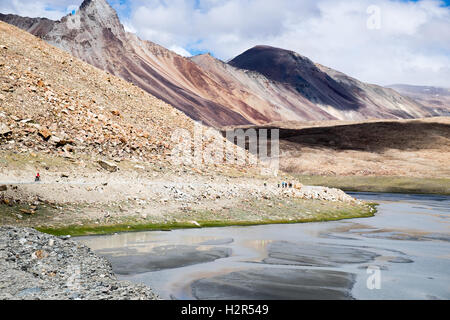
[1, 0, 449, 87]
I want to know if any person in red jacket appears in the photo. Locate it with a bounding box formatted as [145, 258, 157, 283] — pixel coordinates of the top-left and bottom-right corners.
[35, 173, 40, 182]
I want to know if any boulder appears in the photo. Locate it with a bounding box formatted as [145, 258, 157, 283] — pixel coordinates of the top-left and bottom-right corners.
[38, 127, 52, 140]
[98, 160, 118, 172]
[0, 185, 7, 192]
[0, 123, 11, 136]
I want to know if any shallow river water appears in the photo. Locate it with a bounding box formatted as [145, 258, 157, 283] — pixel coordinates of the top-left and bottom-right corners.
[78, 193, 450, 300]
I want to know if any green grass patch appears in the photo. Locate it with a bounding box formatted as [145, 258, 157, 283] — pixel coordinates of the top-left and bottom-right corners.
[35, 200, 377, 237]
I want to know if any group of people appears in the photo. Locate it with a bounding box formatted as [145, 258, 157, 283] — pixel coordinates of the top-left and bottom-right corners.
[278, 182, 293, 188]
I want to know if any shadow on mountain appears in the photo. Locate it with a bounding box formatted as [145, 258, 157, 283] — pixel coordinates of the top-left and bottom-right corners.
[229, 45, 364, 111]
[225, 120, 450, 153]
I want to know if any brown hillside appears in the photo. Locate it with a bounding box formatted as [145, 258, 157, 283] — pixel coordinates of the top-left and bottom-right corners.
[0, 21, 228, 166]
[226, 117, 450, 178]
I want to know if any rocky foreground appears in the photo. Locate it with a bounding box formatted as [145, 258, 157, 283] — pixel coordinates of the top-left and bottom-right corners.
[0, 226, 158, 300]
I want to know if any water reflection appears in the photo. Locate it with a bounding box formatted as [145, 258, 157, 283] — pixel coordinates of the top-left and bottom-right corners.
[78, 193, 450, 300]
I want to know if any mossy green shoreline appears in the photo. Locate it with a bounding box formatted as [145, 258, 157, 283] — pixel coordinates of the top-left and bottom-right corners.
[35, 202, 378, 237]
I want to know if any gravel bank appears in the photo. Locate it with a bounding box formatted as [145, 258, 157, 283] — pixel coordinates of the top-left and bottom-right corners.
[0, 226, 158, 300]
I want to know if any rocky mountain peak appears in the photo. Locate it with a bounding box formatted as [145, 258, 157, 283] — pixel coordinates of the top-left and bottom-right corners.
[60, 0, 124, 38]
[78, 0, 117, 18]
[192, 53, 216, 62]
[79, 0, 94, 10]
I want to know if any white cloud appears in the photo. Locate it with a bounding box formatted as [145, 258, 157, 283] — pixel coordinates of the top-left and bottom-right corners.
[0, 0, 81, 20]
[169, 45, 192, 57]
[1, 0, 449, 87]
[126, 0, 450, 87]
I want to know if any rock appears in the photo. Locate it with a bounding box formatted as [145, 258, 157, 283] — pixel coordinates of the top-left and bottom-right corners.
[0, 185, 7, 192]
[294, 183, 303, 190]
[38, 127, 52, 140]
[190, 221, 201, 227]
[0, 226, 158, 300]
[49, 135, 61, 144]
[98, 160, 118, 172]
[0, 123, 11, 136]
[32, 249, 49, 260]
[19, 209, 35, 215]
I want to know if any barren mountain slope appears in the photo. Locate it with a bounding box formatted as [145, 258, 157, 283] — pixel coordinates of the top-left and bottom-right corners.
[230, 46, 438, 120]
[191, 53, 334, 122]
[387, 84, 450, 114]
[0, 0, 257, 127]
[0, 20, 232, 165]
[1, 0, 445, 127]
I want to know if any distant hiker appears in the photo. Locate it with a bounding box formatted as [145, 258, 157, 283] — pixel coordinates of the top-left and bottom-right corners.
[289, 183, 293, 188]
[35, 173, 40, 182]
[278, 183, 280, 188]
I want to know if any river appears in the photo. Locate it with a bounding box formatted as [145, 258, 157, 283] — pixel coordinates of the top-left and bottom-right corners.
[78, 192, 450, 300]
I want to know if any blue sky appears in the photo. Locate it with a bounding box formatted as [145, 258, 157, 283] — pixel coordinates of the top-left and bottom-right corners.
[1, 0, 449, 86]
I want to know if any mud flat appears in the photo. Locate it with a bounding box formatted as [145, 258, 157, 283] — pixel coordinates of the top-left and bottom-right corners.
[104, 245, 232, 275]
[262, 241, 379, 267]
[191, 268, 355, 300]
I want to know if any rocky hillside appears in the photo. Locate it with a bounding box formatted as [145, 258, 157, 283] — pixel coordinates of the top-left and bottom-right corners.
[0, 20, 233, 166]
[1, 0, 445, 127]
[1, 0, 253, 127]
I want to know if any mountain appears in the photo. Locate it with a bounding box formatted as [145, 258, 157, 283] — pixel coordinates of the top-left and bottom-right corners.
[1, 0, 445, 127]
[0, 0, 254, 127]
[0, 20, 222, 164]
[191, 53, 334, 122]
[228, 46, 437, 120]
[387, 84, 450, 115]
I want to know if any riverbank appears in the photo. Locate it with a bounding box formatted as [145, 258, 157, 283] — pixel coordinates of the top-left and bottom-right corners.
[34, 198, 376, 236]
[0, 153, 376, 237]
[0, 226, 158, 300]
[82, 192, 449, 300]
[0, 178, 376, 237]
[295, 175, 450, 195]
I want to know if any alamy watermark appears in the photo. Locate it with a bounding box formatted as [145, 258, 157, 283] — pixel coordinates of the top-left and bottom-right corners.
[366, 266, 382, 290]
[170, 122, 280, 176]
[367, 5, 381, 30]
[66, 264, 82, 290]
